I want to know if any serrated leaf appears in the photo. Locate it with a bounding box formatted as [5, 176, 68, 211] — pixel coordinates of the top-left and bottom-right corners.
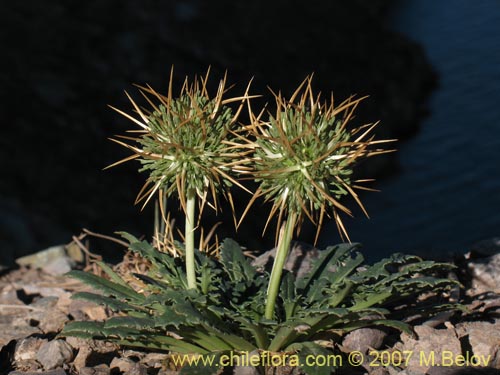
[96, 261, 132, 289]
[287, 342, 333, 375]
[105, 316, 156, 330]
[72, 291, 148, 313]
[220, 238, 256, 282]
[67, 270, 145, 303]
[298, 243, 361, 295]
[281, 271, 299, 320]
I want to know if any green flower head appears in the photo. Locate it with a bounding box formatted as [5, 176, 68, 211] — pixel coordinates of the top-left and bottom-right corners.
[244, 76, 394, 243]
[108, 68, 254, 222]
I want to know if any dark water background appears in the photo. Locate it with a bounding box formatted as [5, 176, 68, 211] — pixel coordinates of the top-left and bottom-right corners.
[320, 0, 500, 260]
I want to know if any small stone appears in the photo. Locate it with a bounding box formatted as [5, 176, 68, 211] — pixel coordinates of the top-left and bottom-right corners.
[81, 304, 108, 321]
[125, 362, 148, 375]
[65, 336, 92, 349]
[15, 245, 72, 274]
[14, 336, 48, 361]
[72, 344, 93, 371]
[80, 364, 110, 375]
[68, 299, 103, 321]
[8, 370, 67, 375]
[457, 321, 500, 368]
[233, 350, 261, 375]
[141, 352, 169, 368]
[110, 357, 135, 373]
[11, 359, 42, 372]
[156, 370, 181, 375]
[30, 296, 59, 309]
[233, 365, 260, 375]
[427, 367, 500, 375]
[342, 327, 387, 353]
[370, 367, 391, 375]
[36, 339, 74, 370]
[399, 325, 462, 373]
[468, 253, 500, 294]
[0, 324, 41, 349]
[251, 242, 319, 279]
[39, 309, 70, 333]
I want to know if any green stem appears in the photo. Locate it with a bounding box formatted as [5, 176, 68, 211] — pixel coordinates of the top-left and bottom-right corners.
[185, 190, 197, 290]
[264, 213, 297, 320]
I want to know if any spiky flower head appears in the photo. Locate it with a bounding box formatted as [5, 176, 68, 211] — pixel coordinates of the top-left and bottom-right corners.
[244, 76, 394, 243]
[108, 68, 254, 222]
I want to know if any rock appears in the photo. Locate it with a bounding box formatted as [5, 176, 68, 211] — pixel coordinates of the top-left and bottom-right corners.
[427, 367, 500, 375]
[80, 364, 111, 375]
[65, 336, 90, 349]
[14, 337, 48, 362]
[11, 296, 69, 334]
[11, 359, 42, 372]
[36, 339, 74, 370]
[252, 242, 319, 279]
[468, 253, 500, 294]
[81, 304, 108, 321]
[398, 325, 462, 373]
[125, 362, 148, 375]
[233, 365, 260, 375]
[71, 343, 93, 371]
[8, 370, 67, 375]
[141, 352, 169, 368]
[342, 328, 386, 353]
[157, 370, 181, 375]
[370, 368, 391, 375]
[68, 299, 107, 321]
[233, 366, 260, 375]
[456, 321, 500, 369]
[16, 245, 74, 275]
[0, 324, 41, 349]
[39, 309, 69, 333]
[110, 357, 135, 373]
[22, 284, 71, 300]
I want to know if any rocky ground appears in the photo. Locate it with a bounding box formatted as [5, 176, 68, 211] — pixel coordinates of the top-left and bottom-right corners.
[0, 238, 499, 375]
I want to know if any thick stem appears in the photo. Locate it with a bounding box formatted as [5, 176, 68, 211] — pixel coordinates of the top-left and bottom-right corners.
[185, 191, 197, 290]
[264, 213, 297, 320]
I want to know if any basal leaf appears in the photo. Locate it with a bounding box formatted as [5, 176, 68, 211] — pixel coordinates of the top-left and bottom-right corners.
[72, 291, 148, 314]
[220, 238, 256, 282]
[66, 270, 145, 303]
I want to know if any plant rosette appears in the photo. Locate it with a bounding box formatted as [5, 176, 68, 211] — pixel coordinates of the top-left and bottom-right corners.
[62, 236, 460, 375]
[61, 71, 462, 375]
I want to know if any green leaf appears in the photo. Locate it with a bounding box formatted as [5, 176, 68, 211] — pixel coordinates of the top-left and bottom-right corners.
[287, 342, 334, 375]
[233, 316, 269, 349]
[61, 321, 106, 338]
[96, 261, 131, 288]
[298, 243, 361, 295]
[66, 270, 145, 303]
[327, 279, 353, 308]
[105, 316, 157, 330]
[220, 238, 256, 282]
[281, 271, 299, 320]
[72, 292, 148, 314]
[327, 251, 364, 287]
[350, 289, 393, 311]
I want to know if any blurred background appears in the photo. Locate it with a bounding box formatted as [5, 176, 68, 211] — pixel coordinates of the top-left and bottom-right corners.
[0, 0, 498, 266]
